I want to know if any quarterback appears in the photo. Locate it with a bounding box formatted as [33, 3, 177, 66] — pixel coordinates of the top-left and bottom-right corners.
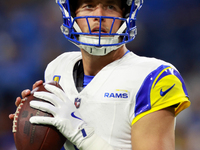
[9, 0, 190, 149]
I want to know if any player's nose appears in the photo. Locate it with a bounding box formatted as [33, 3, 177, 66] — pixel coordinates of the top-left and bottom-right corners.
[92, 4, 105, 21]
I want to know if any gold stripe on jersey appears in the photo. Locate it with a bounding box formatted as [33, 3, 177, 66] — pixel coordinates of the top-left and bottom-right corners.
[132, 65, 190, 125]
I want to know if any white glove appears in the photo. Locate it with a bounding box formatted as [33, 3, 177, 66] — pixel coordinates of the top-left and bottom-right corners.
[29, 84, 94, 148]
[30, 83, 114, 150]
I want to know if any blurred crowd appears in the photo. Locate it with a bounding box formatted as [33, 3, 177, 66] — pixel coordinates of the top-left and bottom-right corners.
[0, 0, 199, 149]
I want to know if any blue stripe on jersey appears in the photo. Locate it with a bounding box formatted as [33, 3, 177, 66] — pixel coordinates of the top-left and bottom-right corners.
[135, 65, 169, 116]
[124, 50, 130, 56]
[173, 69, 189, 98]
[153, 68, 172, 88]
[83, 75, 94, 87]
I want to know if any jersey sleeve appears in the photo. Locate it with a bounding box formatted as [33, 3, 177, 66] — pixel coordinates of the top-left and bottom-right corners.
[132, 65, 190, 125]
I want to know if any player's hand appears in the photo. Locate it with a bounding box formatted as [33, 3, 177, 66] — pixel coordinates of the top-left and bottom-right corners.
[29, 83, 94, 148]
[8, 80, 43, 120]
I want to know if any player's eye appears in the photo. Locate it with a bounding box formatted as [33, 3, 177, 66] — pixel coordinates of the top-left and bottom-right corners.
[107, 5, 115, 10]
[83, 4, 94, 10]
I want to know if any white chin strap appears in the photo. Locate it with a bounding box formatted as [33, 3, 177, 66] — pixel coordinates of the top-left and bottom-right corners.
[71, 35, 124, 56]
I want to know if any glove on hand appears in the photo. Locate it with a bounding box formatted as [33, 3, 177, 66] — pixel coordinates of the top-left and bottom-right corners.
[29, 83, 94, 148]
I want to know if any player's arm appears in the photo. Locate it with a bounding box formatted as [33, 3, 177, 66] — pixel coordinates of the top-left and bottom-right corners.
[131, 107, 175, 150]
[130, 65, 190, 150]
[9, 80, 43, 120]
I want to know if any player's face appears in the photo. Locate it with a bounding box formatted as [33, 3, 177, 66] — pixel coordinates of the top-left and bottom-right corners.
[75, 0, 123, 35]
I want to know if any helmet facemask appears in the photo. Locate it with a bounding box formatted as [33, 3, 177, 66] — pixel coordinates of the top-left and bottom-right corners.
[56, 0, 143, 56]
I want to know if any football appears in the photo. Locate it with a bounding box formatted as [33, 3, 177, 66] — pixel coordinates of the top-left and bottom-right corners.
[12, 81, 66, 150]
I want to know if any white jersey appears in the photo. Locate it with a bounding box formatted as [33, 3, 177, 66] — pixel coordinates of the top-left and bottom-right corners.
[44, 51, 190, 150]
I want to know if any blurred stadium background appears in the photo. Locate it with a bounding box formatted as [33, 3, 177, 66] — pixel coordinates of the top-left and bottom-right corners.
[0, 0, 199, 149]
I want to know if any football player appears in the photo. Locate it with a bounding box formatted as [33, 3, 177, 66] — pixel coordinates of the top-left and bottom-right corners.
[9, 0, 190, 149]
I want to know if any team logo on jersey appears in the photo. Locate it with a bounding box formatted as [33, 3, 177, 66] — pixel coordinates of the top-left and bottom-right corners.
[53, 75, 61, 83]
[74, 98, 81, 108]
[104, 89, 129, 99]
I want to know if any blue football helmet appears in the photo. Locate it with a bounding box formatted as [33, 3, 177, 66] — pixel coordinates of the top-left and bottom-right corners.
[56, 0, 143, 56]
